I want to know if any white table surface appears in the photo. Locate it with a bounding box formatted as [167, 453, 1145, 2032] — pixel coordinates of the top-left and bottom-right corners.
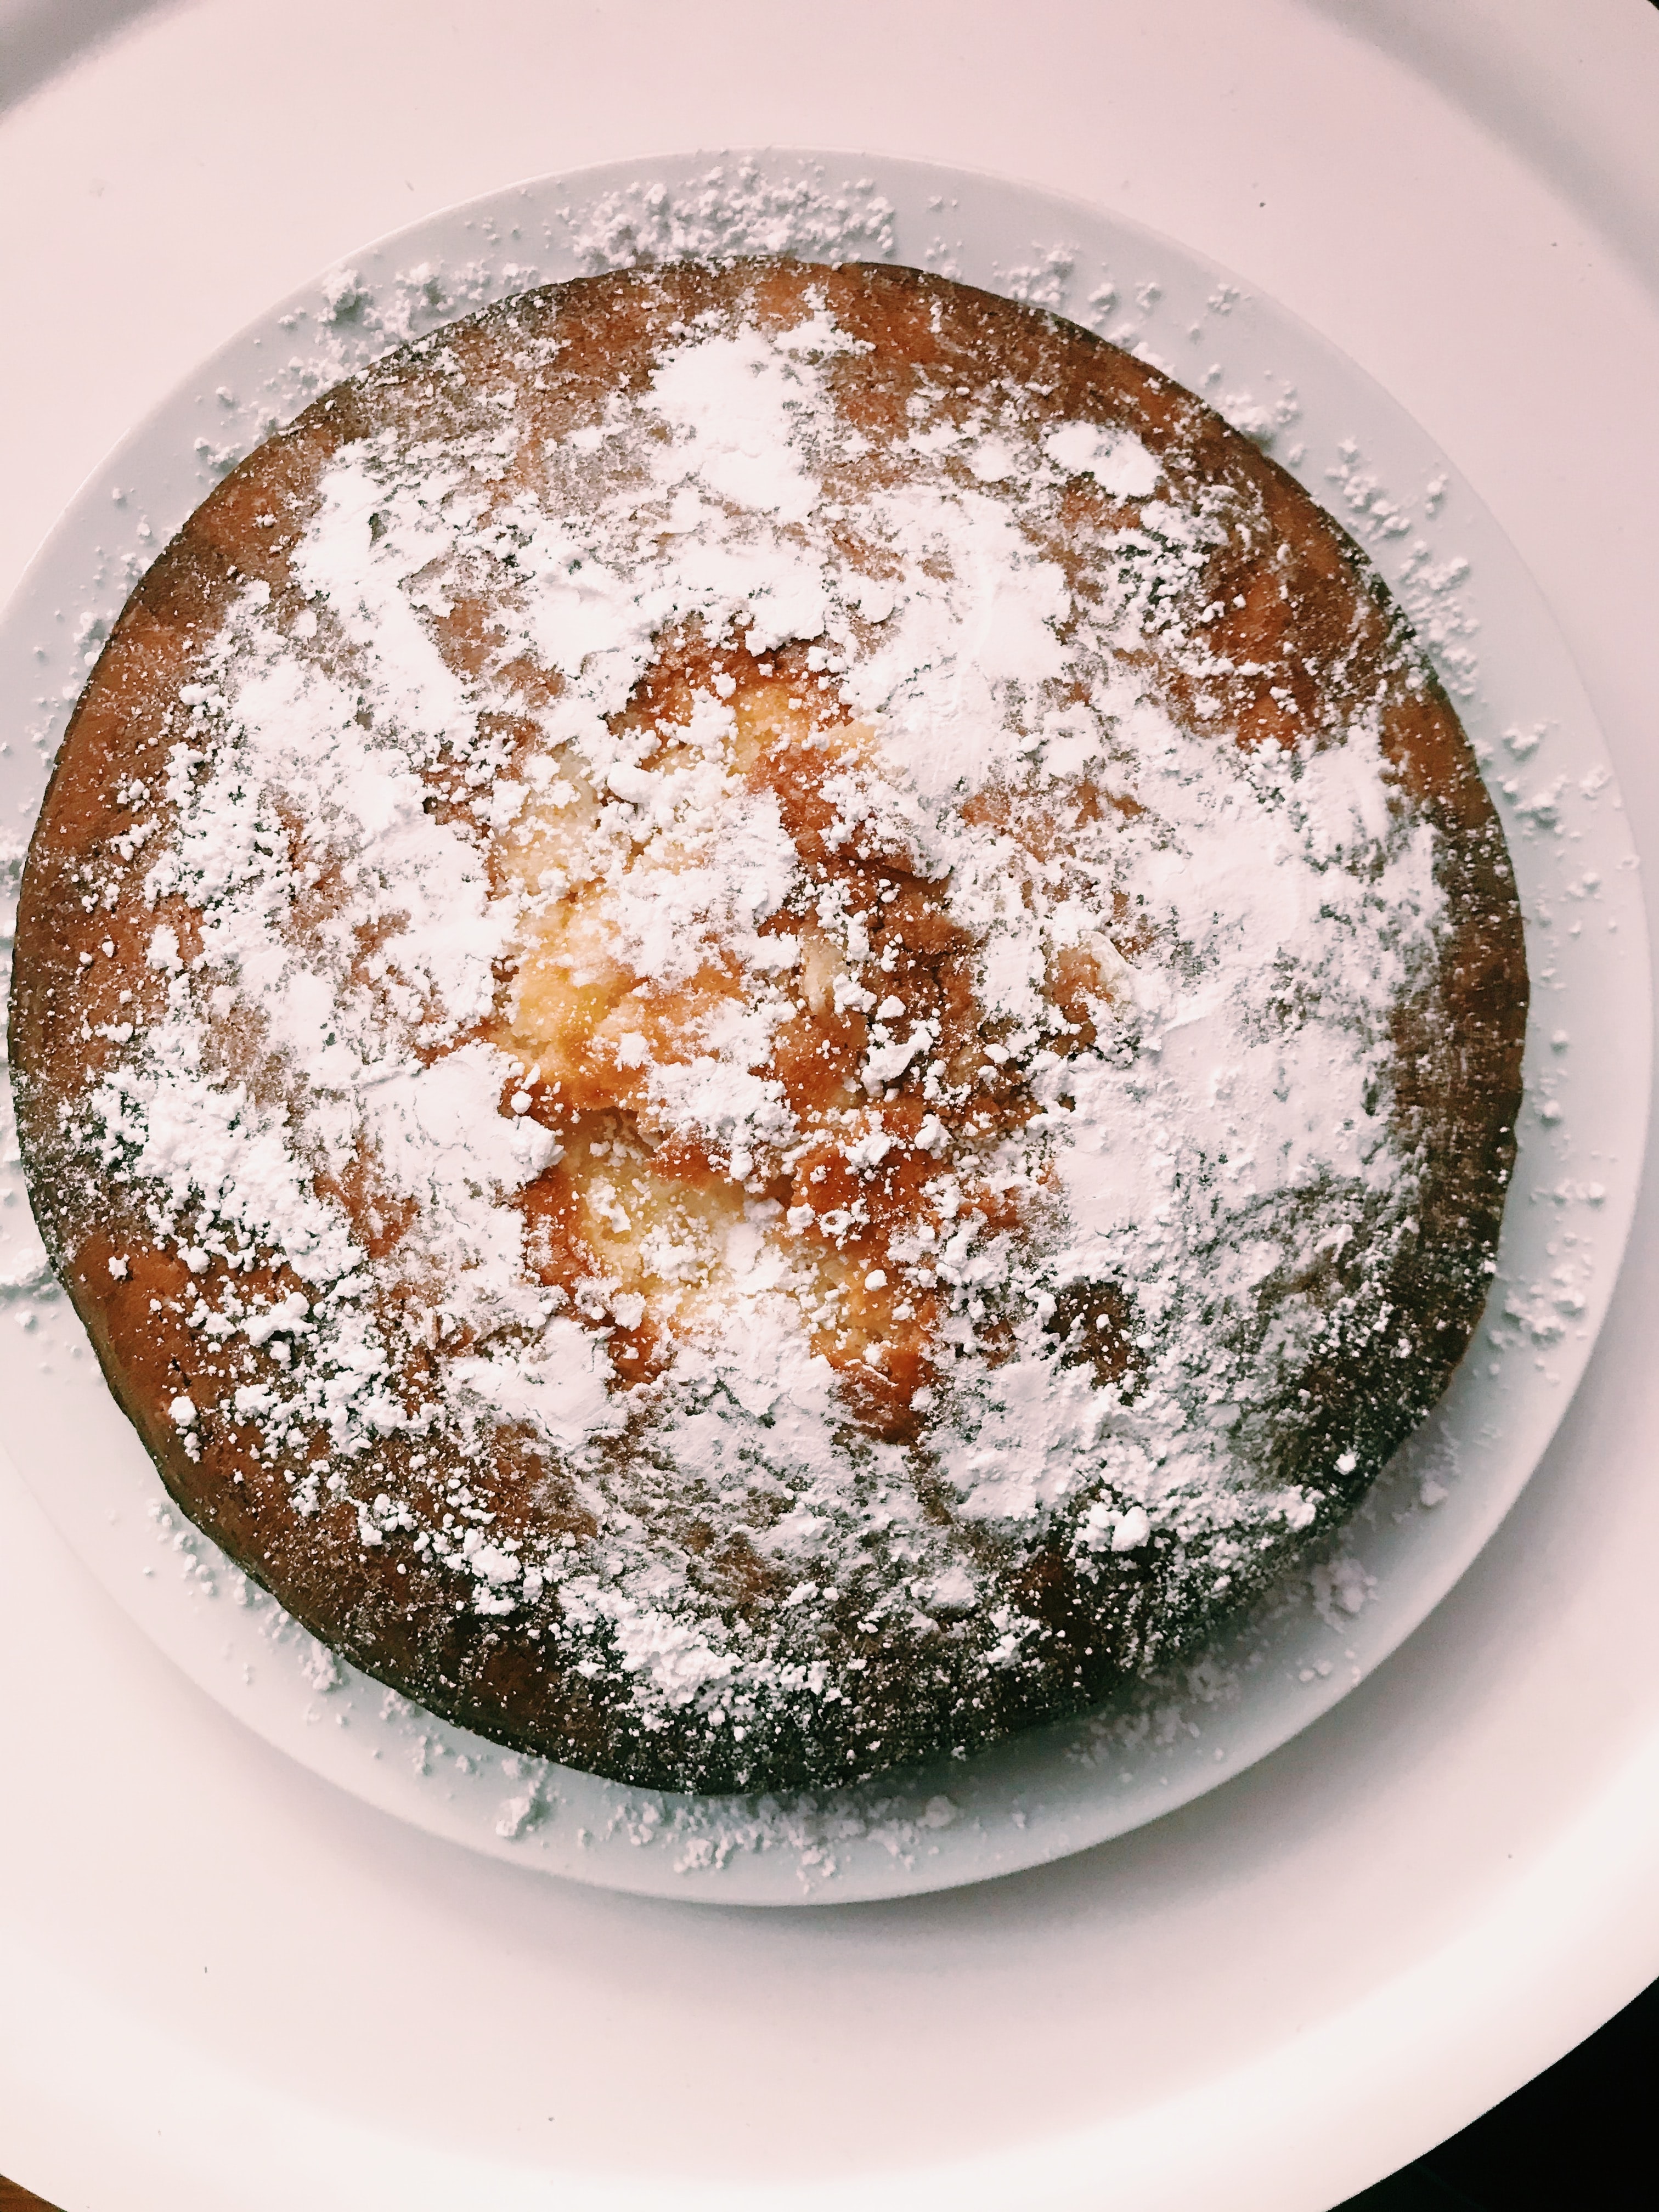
[3, 5, 1658, 2210]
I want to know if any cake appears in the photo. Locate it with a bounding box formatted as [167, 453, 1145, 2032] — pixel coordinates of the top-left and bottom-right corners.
[9, 259, 1526, 1793]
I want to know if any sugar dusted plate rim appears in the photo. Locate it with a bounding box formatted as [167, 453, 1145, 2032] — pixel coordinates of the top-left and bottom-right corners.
[0, 148, 1647, 1904]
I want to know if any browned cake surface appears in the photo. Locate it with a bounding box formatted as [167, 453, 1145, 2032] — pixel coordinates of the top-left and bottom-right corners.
[10, 261, 1525, 1792]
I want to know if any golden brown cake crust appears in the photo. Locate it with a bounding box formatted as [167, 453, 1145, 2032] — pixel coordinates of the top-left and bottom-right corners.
[12, 262, 1525, 1792]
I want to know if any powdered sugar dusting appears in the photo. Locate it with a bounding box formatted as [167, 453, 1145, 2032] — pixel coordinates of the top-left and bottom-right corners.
[13, 258, 1515, 1798]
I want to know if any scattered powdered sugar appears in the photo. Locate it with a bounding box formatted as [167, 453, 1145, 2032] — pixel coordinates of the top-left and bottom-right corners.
[1325, 444, 1483, 699]
[127, 1468, 1409, 1892]
[992, 245, 1077, 311]
[561, 163, 896, 273]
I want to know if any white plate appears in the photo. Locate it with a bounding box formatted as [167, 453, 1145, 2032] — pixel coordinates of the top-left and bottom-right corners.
[1, 148, 1647, 1903]
[4, 7, 1659, 2210]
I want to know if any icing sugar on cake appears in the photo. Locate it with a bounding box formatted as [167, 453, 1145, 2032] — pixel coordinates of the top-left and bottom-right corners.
[10, 261, 1525, 1791]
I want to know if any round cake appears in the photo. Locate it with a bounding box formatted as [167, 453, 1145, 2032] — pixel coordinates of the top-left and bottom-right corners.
[10, 259, 1526, 1793]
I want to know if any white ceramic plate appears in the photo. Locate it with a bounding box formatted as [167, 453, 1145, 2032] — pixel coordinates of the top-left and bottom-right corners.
[1, 148, 1647, 1904]
[8, 11, 1659, 2212]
